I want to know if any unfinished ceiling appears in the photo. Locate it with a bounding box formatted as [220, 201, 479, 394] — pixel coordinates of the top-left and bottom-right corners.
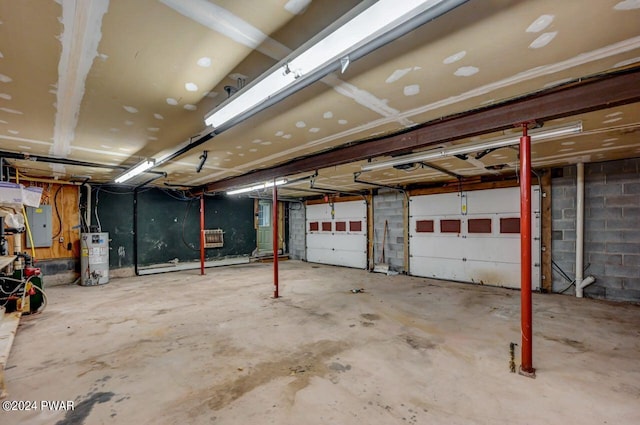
[0, 0, 639, 194]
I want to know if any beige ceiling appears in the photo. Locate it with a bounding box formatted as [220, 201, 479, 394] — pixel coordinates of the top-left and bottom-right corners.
[0, 0, 639, 194]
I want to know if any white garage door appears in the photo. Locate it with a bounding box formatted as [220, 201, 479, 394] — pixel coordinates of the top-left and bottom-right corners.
[409, 187, 540, 289]
[306, 200, 367, 269]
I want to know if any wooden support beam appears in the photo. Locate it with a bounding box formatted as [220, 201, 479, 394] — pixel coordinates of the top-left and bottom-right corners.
[408, 178, 519, 196]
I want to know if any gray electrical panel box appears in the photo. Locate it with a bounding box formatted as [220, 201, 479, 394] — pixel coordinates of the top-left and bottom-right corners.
[25, 205, 53, 248]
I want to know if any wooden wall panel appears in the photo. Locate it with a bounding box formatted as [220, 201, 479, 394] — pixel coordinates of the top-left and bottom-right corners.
[7, 184, 81, 260]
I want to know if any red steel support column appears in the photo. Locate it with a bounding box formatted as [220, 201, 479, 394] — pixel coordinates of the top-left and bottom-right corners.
[519, 125, 535, 377]
[200, 194, 205, 276]
[273, 181, 279, 298]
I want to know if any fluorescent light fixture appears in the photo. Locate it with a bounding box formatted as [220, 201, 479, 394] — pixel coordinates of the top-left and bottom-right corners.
[361, 122, 583, 171]
[226, 179, 288, 196]
[286, 0, 453, 77]
[205, 0, 467, 130]
[114, 158, 156, 183]
[206, 71, 293, 129]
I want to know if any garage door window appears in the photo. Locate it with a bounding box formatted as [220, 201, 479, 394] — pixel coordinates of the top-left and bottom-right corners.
[258, 203, 271, 227]
[440, 219, 461, 233]
[416, 220, 434, 233]
[500, 217, 520, 234]
[468, 218, 492, 233]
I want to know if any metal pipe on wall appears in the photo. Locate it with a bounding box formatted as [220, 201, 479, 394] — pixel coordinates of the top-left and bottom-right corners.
[85, 183, 92, 230]
[519, 125, 535, 377]
[575, 162, 585, 294]
[200, 194, 205, 275]
[133, 188, 140, 276]
[575, 162, 596, 297]
[273, 181, 279, 298]
[0, 150, 165, 176]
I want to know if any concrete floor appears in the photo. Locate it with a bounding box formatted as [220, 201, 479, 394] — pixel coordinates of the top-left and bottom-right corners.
[2, 260, 639, 425]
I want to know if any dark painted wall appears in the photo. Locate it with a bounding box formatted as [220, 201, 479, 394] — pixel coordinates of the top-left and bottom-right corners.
[94, 187, 135, 269]
[94, 187, 256, 269]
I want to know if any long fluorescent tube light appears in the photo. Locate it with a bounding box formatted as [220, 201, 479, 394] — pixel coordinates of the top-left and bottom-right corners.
[205, 71, 293, 130]
[114, 158, 156, 183]
[204, 0, 467, 130]
[361, 122, 583, 172]
[226, 179, 288, 196]
[287, 0, 444, 78]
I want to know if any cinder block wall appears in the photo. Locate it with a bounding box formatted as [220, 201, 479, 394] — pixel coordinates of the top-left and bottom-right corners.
[551, 166, 577, 293]
[551, 158, 640, 301]
[288, 202, 306, 260]
[373, 190, 405, 273]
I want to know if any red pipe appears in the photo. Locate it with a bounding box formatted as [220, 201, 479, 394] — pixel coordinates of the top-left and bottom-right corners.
[200, 194, 205, 276]
[519, 125, 535, 376]
[273, 181, 279, 298]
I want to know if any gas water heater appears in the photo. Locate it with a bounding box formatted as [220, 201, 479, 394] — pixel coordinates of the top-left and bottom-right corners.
[80, 232, 109, 286]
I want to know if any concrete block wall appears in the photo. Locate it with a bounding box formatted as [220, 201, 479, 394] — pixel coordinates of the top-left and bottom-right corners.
[373, 190, 405, 273]
[551, 158, 640, 302]
[288, 202, 306, 260]
[551, 165, 577, 293]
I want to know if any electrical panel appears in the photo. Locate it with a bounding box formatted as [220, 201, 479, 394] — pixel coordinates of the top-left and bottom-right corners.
[25, 205, 52, 248]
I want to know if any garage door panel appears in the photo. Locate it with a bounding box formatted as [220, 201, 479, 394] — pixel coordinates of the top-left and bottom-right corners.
[333, 201, 366, 218]
[463, 237, 521, 263]
[412, 236, 520, 265]
[464, 261, 520, 286]
[411, 235, 465, 258]
[306, 204, 331, 220]
[306, 201, 367, 269]
[466, 189, 520, 214]
[307, 248, 367, 269]
[307, 233, 365, 252]
[409, 187, 540, 289]
[410, 192, 462, 215]
[410, 257, 465, 281]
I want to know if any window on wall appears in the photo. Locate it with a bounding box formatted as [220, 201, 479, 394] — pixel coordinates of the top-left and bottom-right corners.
[440, 219, 461, 233]
[258, 203, 271, 227]
[309, 222, 319, 232]
[349, 221, 362, 232]
[468, 218, 492, 233]
[322, 222, 332, 232]
[335, 221, 346, 232]
[416, 220, 434, 233]
[500, 217, 520, 234]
